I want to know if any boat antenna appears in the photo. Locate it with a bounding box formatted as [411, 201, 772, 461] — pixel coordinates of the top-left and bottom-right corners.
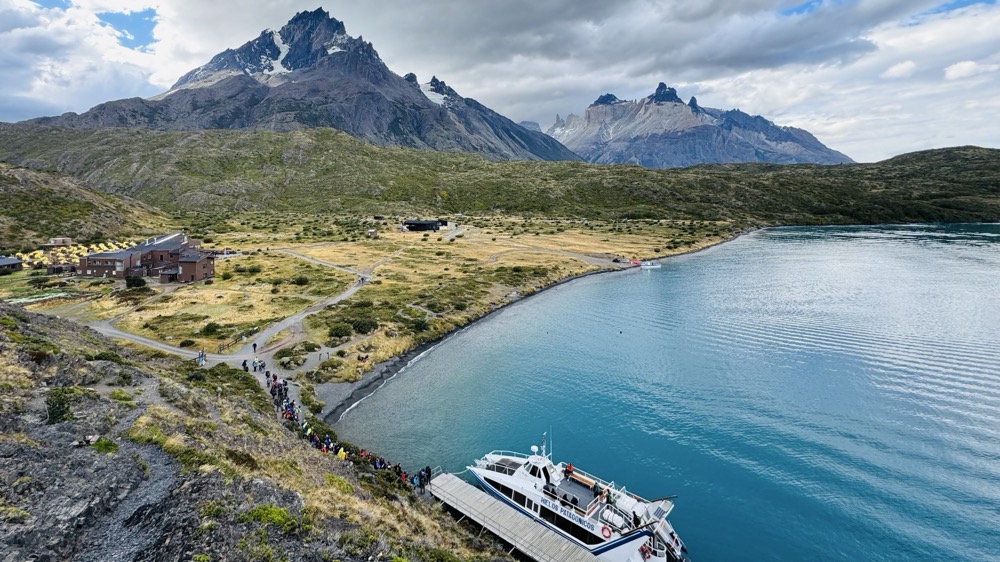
[540, 431, 546, 458]
[549, 426, 553, 460]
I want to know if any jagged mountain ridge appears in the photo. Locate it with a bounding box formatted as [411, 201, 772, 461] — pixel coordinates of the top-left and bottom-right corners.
[24, 8, 578, 163]
[547, 83, 853, 167]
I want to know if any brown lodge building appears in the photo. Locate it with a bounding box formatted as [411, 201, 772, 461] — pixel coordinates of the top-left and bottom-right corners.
[78, 233, 215, 282]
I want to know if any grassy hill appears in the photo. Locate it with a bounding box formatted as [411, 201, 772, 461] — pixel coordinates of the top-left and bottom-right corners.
[0, 124, 998, 225]
[0, 163, 172, 254]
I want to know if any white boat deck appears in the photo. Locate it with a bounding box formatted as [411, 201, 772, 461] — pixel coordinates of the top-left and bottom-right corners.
[430, 473, 602, 562]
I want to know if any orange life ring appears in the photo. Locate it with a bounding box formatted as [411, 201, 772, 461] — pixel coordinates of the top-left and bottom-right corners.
[601, 525, 612, 539]
[640, 545, 652, 560]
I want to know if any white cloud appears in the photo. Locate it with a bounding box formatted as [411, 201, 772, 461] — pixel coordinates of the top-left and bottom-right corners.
[944, 60, 1000, 80]
[881, 60, 916, 78]
[0, 0, 997, 163]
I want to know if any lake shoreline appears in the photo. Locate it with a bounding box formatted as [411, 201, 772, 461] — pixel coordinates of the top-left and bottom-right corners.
[320, 228, 758, 426]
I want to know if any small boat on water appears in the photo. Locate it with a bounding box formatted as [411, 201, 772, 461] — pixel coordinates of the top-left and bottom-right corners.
[640, 261, 662, 269]
[469, 436, 689, 562]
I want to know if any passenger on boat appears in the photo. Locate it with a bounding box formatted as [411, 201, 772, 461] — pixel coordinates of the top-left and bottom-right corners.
[563, 462, 575, 479]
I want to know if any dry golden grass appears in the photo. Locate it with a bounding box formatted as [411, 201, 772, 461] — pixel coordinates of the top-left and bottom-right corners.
[108, 252, 354, 351]
[17, 215, 731, 379]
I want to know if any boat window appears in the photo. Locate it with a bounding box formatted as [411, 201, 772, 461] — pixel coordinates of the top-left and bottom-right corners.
[540, 505, 558, 525]
[552, 511, 605, 545]
[484, 477, 514, 500]
[513, 491, 527, 507]
[529, 465, 541, 479]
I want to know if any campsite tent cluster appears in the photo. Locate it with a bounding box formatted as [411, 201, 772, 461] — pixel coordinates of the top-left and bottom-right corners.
[14, 240, 134, 269]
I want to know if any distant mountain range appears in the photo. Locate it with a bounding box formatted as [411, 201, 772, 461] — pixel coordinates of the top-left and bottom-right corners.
[24, 8, 579, 163]
[19, 9, 851, 168]
[547, 83, 853, 167]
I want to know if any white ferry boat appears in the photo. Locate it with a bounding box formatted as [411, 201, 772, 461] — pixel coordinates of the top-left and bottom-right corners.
[469, 437, 688, 562]
[640, 261, 662, 269]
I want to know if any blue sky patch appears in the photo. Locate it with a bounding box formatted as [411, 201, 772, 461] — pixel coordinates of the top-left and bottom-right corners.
[780, 0, 993, 18]
[30, 0, 70, 8]
[922, 0, 995, 14]
[779, 0, 825, 17]
[97, 8, 157, 50]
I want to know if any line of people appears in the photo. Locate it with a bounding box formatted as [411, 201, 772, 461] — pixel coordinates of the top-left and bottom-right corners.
[250, 359, 433, 497]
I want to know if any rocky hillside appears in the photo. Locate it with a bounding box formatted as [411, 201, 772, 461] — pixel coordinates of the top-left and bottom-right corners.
[0, 303, 510, 561]
[547, 83, 852, 167]
[0, 164, 171, 254]
[23, 8, 579, 163]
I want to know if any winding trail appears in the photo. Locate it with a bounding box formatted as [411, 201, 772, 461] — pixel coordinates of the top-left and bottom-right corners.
[72, 235, 627, 414]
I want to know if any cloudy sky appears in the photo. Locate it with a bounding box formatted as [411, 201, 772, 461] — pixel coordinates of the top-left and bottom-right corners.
[2, 0, 998, 162]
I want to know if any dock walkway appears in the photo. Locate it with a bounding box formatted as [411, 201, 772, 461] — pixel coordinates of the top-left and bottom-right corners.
[429, 473, 601, 562]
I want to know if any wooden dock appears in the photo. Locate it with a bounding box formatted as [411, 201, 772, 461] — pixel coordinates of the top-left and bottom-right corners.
[429, 473, 602, 562]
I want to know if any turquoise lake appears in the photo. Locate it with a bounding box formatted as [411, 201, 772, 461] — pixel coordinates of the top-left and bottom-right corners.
[334, 224, 1000, 561]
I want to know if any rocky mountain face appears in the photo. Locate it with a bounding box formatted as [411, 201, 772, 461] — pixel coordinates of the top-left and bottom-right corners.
[547, 83, 853, 167]
[25, 8, 578, 163]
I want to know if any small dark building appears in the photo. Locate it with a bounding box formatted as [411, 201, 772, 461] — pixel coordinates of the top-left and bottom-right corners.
[46, 264, 76, 275]
[0, 257, 24, 272]
[402, 220, 440, 232]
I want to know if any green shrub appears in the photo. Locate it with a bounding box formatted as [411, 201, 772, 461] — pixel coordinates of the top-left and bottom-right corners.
[179, 339, 196, 348]
[221, 271, 233, 280]
[201, 322, 222, 336]
[125, 276, 147, 288]
[237, 504, 297, 535]
[0, 506, 30, 523]
[247, 265, 262, 274]
[349, 317, 378, 334]
[92, 438, 118, 454]
[199, 500, 223, 518]
[46, 387, 76, 423]
[109, 389, 134, 404]
[90, 350, 124, 364]
[324, 473, 354, 494]
[327, 322, 353, 338]
[291, 275, 309, 286]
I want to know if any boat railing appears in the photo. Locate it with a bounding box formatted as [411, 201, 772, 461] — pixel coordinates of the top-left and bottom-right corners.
[482, 450, 533, 461]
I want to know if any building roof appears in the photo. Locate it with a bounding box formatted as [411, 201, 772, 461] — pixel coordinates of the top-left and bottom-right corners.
[0, 256, 23, 267]
[178, 252, 212, 263]
[134, 232, 188, 252]
[86, 248, 141, 260]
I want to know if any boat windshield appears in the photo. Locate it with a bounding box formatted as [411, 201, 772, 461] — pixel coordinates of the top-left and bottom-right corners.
[485, 458, 523, 476]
